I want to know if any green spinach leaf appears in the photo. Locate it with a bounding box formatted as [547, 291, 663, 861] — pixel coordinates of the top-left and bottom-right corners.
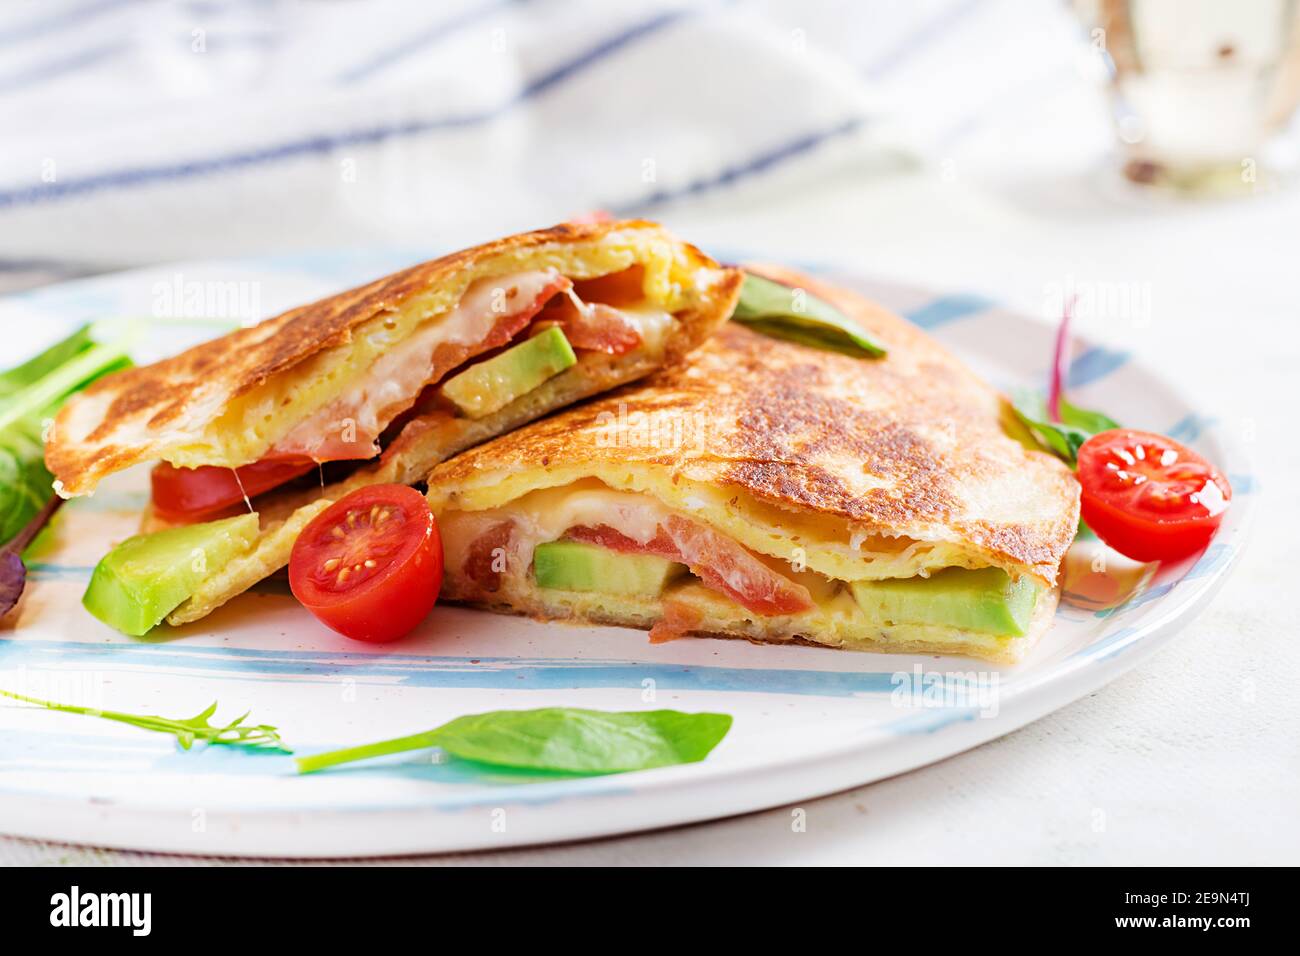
[296, 707, 733, 775]
[0, 326, 132, 542]
[0, 338, 131, 433]
[1, 326, 134, 615]
[1011, 391, 1120, 467]
[0, 420, 52, 544]
[732, 273, 885, 358]
[1057, 396, 1121, 435]
[0, 325, 95, 397]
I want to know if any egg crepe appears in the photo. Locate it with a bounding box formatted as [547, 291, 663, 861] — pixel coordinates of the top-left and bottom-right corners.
[45, 221, 741, 625]
[426, 267, 1080, 663]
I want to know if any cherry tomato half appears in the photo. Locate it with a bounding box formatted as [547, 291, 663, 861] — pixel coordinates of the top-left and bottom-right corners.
[152, 457, 315, 521]
[289, 484, 443, 643]
[1077, 429, 1231, 563]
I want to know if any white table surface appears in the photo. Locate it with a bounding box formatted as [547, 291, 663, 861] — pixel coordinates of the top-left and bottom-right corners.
[4, 46, 1298, 862]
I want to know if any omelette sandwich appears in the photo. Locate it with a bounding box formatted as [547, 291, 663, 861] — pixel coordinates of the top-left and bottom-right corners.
[426, 267, 1080, 663]
[46, 221, 741, 625]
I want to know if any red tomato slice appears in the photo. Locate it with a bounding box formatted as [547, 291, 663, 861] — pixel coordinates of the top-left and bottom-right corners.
[648, 599, 704, 644]
[571, 265, 646, 308]
[151, 457, 315, 521]
[289, 484, 443, 643]
[568, 517, 814, 616]
[462, 520, 514, 593]
[561, 302, 642, 354]
[1077, 429, 1231, 562]
[272, 274, 574, 462]
[532, 294, 642, 354]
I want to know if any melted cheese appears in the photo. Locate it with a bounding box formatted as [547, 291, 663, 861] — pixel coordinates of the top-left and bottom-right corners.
[431, 473, 986, 584]
[439, 485, 669, 587]
[435, 481, 972, 599]
[270, 273, 675, 461]
[273, 270, 561, 459]
[615, 304, 675, 356]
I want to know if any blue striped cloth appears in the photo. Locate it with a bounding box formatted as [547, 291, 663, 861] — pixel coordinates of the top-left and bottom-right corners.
[0, 0, 1082, 274]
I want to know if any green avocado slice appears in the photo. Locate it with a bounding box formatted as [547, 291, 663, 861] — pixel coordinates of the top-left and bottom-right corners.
[533, 539, 685, 597]
[442, 326, 577, 419]
[83, 513, 260, 636]
[849, 567, 1041, 638]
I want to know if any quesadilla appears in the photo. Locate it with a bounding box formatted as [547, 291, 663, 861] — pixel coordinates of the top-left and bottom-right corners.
[46, 220, 741, 624]
[425, 267, 1080, 663]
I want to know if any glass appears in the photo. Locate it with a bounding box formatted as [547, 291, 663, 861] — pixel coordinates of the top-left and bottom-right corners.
[1075, 0, 1300, 195]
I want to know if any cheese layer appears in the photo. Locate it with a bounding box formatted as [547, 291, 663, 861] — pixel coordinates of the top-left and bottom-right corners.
[268, 272, 674, 461]
[431, 477, 993, 586]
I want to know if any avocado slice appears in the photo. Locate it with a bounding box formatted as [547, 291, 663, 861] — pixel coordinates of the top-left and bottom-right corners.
[849, 567, 1040, 637]
[443, 326, 577, 419]
[533, 539, 685, 597]
[83, 513, 260, 636]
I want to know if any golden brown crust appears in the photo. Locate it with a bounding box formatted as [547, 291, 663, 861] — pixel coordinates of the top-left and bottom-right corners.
[666, 265, 742, 367]
[46, 220, 736, 495]
[429, 266, 1080, 582]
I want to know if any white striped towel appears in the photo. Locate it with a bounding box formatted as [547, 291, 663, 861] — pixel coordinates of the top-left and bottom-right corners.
[0, 0, 1084, 274]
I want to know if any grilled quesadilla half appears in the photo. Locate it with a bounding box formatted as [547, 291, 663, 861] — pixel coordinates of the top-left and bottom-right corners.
[47, 220, 741, 625]
[426, 267, 1080, 663]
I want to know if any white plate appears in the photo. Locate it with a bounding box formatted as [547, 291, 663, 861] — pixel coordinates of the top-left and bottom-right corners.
[0, 253, 1254, 857]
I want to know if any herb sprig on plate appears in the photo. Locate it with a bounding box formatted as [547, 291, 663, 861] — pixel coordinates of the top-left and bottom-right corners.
[0, 688, 289, 752]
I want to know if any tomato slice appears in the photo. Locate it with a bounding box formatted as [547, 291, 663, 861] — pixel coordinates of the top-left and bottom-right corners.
[559, 302, 643, 354]
[648, 599, 704, 644]
[151, 457, 315, 521]
[272, 273, 574, 461]
[568, 517, 814, 616]
[532, 292, 642, 355]
[1077, 429, 1231, 562]
[289, 484, 443, 643]
[571, 265, 645, 308]
[462, 520, 515, 593]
